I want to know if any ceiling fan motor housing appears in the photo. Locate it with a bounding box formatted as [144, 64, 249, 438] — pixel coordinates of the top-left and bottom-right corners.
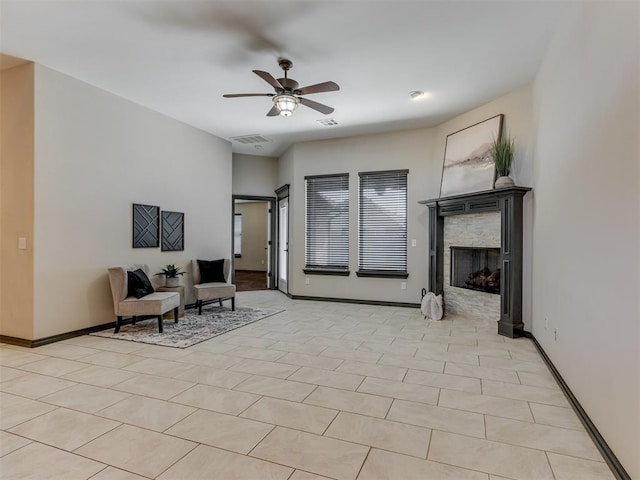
[277, 77, 299, 93]
[278, 58, 293, 71]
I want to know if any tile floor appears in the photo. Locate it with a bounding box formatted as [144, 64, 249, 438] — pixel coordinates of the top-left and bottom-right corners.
[0, 291, 614, 480]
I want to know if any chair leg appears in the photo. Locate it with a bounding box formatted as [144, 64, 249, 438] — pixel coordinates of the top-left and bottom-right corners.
[218, 299, 223, 307]
[174, 307, 179, 324]
[231, 297, 235, 311]
[157, 315, 164, 333]
[198, 300, 202, 315]
[114, 316, 122, 333]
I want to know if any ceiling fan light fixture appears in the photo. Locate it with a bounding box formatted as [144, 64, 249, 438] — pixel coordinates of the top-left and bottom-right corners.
[409, 90, 430, 101]
[274, 94, 299, 116]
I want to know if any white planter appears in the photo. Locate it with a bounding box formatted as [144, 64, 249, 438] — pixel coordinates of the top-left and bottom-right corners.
[166, 277, 179, 287]
[495, 176, 515, 188]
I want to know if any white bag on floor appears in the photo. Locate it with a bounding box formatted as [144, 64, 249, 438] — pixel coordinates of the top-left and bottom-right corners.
[421, 291, 443, 320]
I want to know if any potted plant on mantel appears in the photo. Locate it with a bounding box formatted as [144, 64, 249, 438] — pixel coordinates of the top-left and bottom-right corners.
[492, 132, 515, 188]
[155, 264, 185, 287]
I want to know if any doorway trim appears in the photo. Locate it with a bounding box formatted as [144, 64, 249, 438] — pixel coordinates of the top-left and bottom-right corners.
[232, 195, 277, 289]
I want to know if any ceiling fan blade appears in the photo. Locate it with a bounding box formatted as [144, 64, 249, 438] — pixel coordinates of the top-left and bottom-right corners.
[295, 81, 340, 95]
[299, 97, 334, 115]
[223, 93, 274, 98]
[253, 70, 284, 90]
[266, 105, 280, 117]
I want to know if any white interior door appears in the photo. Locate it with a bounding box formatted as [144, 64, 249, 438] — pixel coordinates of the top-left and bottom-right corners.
[278, 197, 289, 294]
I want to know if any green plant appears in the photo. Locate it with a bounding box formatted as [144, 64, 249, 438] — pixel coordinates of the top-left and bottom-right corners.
[491, 133, 515, 177]
[154, 264, 185, 278]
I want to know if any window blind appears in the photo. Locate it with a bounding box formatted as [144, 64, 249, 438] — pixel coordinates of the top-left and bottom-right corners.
[358, 170, 408, 275]
[305, 174, 349, 271]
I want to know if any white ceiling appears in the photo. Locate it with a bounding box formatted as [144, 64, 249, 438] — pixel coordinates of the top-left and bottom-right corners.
[0, 1, 566, 157]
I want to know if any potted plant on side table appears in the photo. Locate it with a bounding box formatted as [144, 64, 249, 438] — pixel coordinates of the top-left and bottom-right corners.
[492, 132, 515, 188]
[155, 264, 185, 287]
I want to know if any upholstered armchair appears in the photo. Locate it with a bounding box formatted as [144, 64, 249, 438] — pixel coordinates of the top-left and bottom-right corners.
[107, 264, 180, 333]
[191, 259, 236, 314]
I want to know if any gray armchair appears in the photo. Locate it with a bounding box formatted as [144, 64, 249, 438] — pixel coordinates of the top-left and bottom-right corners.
[107, 264, 180, 333]
[191, 259, 236, 314]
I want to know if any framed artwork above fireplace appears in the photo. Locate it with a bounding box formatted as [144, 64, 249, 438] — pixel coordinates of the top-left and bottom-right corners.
[440, 114, 503, 197]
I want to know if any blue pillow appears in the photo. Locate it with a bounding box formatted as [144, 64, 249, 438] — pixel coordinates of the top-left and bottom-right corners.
[127, 268, 155, 298]
[198, 259, 226, 283]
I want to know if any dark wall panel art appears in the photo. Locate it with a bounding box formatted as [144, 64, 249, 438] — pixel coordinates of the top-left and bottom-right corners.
[162, 211, 184, 251]
[132, 203, 160, 248]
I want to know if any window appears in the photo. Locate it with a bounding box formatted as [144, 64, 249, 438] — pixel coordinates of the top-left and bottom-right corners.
[358, 169, 408, 278]
[304, 173, 349, 275]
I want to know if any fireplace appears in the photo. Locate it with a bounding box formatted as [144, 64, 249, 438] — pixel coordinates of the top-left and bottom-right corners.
[450, 247, 500, 294]
[419, 186, 531, 338]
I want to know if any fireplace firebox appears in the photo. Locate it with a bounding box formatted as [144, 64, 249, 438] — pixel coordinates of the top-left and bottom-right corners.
[451, 247, 500, 294]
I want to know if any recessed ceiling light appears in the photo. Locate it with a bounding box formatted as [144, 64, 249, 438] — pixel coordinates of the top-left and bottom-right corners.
[409, 90, 429, 101]
[317, 118, 339, 127]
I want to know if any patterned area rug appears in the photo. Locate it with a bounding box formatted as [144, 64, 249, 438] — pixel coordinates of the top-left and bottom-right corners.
[90, 306, 283, 348]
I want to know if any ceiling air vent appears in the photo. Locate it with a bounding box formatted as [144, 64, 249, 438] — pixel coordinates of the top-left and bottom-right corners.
[230, 134, 272, 145]
[316, 118, 339, 127]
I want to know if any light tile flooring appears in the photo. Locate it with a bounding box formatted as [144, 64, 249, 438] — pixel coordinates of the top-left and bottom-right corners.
[0, 291, 614, 480]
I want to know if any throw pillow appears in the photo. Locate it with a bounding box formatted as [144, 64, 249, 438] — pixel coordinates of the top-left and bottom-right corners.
[198, 259, 226, 283]
[127, 268, 155, 299]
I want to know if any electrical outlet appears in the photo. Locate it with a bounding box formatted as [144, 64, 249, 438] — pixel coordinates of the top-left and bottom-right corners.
[411, 239, 417, 247]
[261, 260, 265, 265]
[545, 317, 548, 330]
[401, 282, 407, 290]
[18, 237, 27, 250]
[305, 277, 310, 285]
[554, 328, 558, 341]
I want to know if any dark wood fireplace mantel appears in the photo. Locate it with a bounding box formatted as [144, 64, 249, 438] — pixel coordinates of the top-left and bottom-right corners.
[419, 186, 531, 338]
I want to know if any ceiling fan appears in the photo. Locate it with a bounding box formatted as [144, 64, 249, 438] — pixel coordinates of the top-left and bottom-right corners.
[223, 58, 339, 117]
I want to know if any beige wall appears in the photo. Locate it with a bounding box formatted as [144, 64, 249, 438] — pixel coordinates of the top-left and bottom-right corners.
[281, 86, 533, 305]
[32, 65, 232, 339]
[0, 63, 35, 339]
[277, 146, 295, 289]
[531, 3, 639, 477]
[431, 85, 535, 327]
[232, 153, 278, 196]
[283, 128, 436, 303]
[431, 85, 535, 194]
[234, 201, 268, 271]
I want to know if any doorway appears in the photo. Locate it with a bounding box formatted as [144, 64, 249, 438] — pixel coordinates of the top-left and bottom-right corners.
[275, 184, 290, 295]
[232, 195, 276, 291]
[278, 197, 289, 294]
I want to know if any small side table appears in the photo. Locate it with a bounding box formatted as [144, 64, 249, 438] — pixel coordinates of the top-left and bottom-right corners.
[157, 285, 185, 319]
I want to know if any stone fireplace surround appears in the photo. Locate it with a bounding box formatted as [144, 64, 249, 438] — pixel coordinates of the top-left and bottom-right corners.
[444, 212, 501, 321]
[420, 186, 531, 338]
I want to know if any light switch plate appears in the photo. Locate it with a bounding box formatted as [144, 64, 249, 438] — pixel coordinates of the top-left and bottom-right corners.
[18, 237, 27, 250]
